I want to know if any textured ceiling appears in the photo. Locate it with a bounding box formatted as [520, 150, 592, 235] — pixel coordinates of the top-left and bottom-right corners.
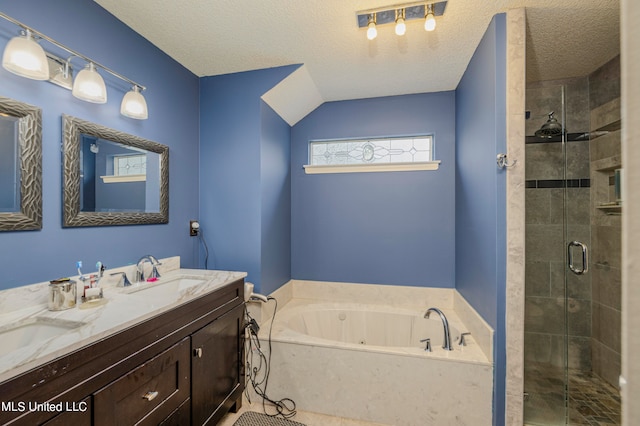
[94, 0, 620, 102]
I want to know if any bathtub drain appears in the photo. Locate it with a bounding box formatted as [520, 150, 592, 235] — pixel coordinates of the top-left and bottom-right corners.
[359, 339, 366, 345]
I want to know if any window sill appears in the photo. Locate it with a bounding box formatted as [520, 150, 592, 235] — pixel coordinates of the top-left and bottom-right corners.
[100, 174, 146, 183]
[303, 161, 441, 174]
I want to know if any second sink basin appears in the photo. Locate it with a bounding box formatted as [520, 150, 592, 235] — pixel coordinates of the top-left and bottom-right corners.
[0, 317, 87, 357]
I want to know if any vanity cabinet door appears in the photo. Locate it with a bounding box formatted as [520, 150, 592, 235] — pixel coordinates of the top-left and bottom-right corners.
[93, 337, 190, 426]
[191, 304, 244, 426]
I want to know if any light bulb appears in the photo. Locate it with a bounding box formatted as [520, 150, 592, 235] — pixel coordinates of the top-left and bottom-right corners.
[367, 21, 377, 40]
[395, 18, 406, 36]
[424, 7, 436, 32]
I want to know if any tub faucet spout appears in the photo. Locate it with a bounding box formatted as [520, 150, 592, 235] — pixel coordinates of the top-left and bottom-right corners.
[424, 307, 453, 351]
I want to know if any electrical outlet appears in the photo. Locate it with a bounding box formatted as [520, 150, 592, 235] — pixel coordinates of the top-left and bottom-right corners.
[190, 220, 199, 237]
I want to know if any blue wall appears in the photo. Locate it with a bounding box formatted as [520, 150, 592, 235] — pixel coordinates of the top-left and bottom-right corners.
[455, 14, 507, 425]
[0, 0, 200, 289]
[291, 92, 456, 287]
[260, 102, 292, 295]
[198, 66, 297, 293]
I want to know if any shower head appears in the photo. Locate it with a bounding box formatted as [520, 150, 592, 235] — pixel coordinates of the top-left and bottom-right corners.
[535, 111, 564, 138]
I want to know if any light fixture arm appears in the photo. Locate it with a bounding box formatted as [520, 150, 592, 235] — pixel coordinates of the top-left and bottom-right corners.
[0, 11, 145, 92]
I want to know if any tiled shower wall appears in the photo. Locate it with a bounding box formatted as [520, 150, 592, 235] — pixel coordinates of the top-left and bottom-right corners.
[525, 77, 592, 370]
[589, 56, 622, 388]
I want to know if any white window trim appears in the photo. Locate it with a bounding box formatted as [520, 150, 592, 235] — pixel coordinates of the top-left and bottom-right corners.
[304, 160, 440, 174]
[100, 174, 146, 183]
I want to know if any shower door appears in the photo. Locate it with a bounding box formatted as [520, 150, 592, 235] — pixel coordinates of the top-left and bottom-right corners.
[524, 82, 592, 425]
[525, 64, 623, 423]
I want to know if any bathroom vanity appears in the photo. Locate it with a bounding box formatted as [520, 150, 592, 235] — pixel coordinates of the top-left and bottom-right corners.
[0, 264, 245, 426]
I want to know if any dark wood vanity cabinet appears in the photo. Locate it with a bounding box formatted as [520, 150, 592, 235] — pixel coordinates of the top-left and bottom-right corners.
[192, 304, 244, 426]
[0, 279, 245, 426]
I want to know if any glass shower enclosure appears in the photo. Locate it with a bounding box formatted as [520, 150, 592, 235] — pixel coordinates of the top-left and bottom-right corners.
[523, 61, 622, 425]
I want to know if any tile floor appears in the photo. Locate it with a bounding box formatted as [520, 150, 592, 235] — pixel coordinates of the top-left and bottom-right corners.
[524, 363, 621, 425]
[218, 394, 389, 426]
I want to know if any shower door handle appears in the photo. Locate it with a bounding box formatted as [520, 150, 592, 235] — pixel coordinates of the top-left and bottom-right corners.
[568, 241, 588, 275]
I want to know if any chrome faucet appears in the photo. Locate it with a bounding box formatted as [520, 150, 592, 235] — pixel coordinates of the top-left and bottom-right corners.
[135, 255, 162, 283]
[424, 307, 453, 351]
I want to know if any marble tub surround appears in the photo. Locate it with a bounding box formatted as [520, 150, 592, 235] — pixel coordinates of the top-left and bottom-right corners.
[0, 258, 246, 383]
[263, 279, 493, 361]
[263, 342, 492, 425]
[454, 290, 494, 362]
[249, 280, 494, 425]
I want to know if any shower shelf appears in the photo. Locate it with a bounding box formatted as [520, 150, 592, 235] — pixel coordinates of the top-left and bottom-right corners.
[593, 155, 622, 172]
[596, 203, 622, 215]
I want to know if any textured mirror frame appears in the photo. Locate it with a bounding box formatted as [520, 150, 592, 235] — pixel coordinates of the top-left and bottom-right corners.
[0, 96, 42, 231]
[62, 114, 169, 227]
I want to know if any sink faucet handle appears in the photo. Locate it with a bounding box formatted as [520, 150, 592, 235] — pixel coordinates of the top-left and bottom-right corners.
[458, 332, 471, 346]
[110, 272, 132, 287]
[149, 265, 161, 279]
[420, 338, 432, 352]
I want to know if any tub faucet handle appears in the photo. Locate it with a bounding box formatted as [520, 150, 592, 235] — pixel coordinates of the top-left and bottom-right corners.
[458, 332, 471, 346]
[420, 338, 432, 352]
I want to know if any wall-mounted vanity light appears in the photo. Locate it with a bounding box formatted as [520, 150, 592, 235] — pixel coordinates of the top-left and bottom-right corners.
[0, 12, 149, 120]
[72, 63, 107, 104]
[2, 29, 49, 80]
[357, 1, 446, 40]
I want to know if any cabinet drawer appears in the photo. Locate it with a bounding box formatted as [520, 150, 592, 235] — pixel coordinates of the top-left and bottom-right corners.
[93, 337, 190, 426]
[159, 397, 190, 426]
[42, 397, 91, 426]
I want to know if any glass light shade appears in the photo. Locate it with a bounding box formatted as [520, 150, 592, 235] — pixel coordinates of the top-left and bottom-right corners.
[2, 30, 49, 80]
[395, 18, 406, 36]
[120, 86, 148, 120]
[367, 22, 377, 40]
[72, 63, 107, 103]
[424, 12, 436, 31]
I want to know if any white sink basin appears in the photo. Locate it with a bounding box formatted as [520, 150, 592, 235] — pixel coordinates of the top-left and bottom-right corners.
[123, 276, 207, 295]
[0, 317, 86, 357]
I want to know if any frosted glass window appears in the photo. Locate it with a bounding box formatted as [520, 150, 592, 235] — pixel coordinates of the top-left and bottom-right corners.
[309, 136, 433, 166]
[114, 154, 146, 176]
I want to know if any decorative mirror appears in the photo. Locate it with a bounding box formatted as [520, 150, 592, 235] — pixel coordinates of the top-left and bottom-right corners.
[62, 115, 168, 227]
[0, 96, 42, 231]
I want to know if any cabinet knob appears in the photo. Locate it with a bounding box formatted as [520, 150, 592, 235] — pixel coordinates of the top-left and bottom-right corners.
[142, 391, 159, 401]
[194, 347, 203, 358]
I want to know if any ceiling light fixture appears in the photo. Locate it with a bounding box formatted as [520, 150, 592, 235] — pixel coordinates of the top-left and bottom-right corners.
[0, 12, 149, 119]
[367, 13, 378, 40]
[395, 9, 406, 36]
[357, 1, 446, 39]
[424, 4, 436, 31]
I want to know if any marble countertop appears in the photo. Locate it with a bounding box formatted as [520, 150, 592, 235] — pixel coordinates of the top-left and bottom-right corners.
[0, 257, 246, 384]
